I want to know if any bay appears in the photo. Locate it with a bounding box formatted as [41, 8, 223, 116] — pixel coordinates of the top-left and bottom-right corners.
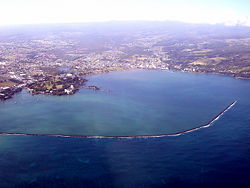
[0, 70, 249, 187]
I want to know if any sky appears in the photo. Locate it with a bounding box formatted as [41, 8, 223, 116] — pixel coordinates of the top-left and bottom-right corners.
[0, 0, 249, 26]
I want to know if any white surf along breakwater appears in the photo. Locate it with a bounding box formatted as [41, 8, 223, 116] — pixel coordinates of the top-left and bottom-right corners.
[0, 101, 237, 139]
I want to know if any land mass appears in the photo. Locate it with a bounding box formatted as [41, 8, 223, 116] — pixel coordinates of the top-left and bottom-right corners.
[1, 21, 250, 100]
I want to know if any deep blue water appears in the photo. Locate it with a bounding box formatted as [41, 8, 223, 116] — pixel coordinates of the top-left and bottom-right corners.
[0, 70, 250, 187]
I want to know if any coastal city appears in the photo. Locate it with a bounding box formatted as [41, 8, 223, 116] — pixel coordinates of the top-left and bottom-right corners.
[0, 0, 250, 186]
[1, 22, 250, 100]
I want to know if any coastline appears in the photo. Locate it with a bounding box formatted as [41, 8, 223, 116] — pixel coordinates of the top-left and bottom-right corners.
[1, 66, 249, 102]
[80, 67, 250, 82]
[0, 101, 237, 139]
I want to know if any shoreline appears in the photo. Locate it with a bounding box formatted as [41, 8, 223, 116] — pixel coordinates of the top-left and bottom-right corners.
[83, 67, 250, 81]
[1, 67, 249, 102]
[0, 101, 237, 139]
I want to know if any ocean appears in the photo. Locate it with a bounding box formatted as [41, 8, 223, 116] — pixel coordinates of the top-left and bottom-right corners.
[0, 70, 249, 187]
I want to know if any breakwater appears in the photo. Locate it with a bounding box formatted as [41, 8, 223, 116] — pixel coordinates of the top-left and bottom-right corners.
[0, 101, 237, 139]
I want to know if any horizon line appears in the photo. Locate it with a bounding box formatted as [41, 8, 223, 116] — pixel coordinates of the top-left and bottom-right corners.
[0, 19, 249, 28]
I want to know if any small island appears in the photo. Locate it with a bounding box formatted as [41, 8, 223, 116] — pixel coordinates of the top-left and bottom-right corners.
[87, 85, 100, 91]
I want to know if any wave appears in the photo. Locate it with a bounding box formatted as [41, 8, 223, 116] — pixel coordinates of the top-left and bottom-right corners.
[0, 101, 237, 139]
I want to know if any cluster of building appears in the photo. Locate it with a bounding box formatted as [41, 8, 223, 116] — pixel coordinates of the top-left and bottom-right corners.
[0, 34, 172, 101]
[0, 34, 170, 82]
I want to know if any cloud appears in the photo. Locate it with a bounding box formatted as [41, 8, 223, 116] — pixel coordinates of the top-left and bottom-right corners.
[0, 0, 249, 26]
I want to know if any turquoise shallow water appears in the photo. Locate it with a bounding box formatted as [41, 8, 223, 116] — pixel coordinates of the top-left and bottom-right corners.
[0, 70, 241, 136]
[0, 70, 250, 187]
